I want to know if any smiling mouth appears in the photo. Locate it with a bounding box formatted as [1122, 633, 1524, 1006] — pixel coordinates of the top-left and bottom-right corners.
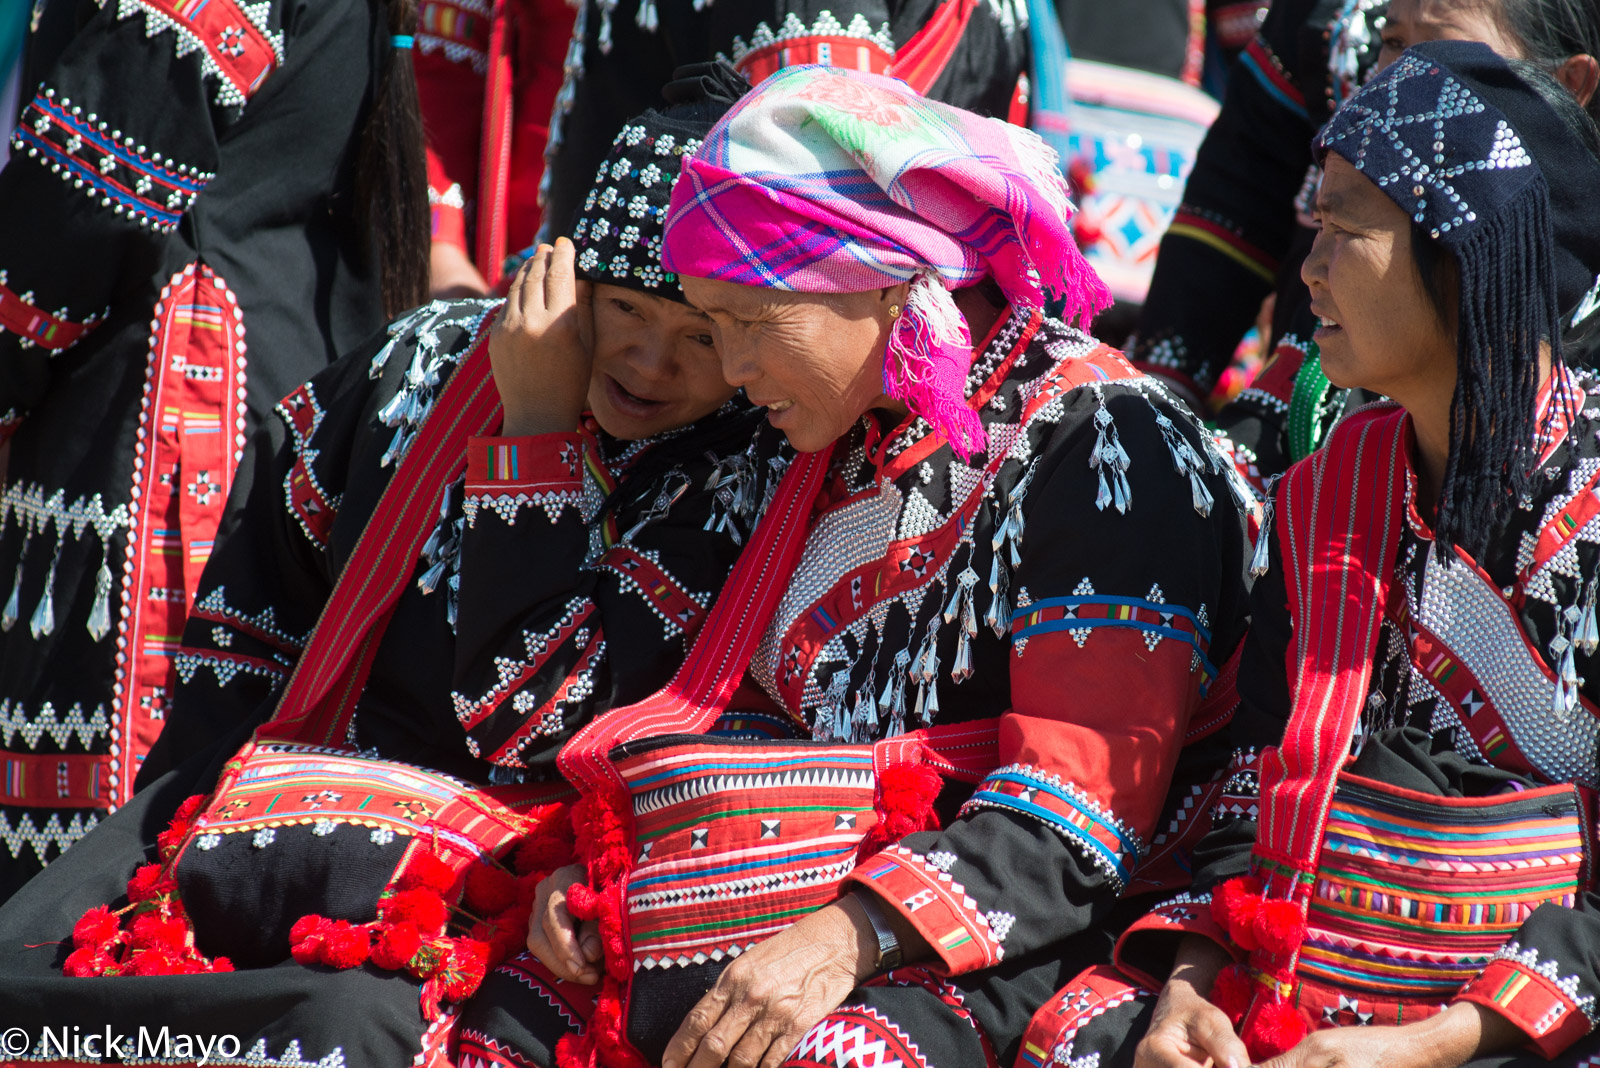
[765, 400, 794, 413]
[604, 375, 666, 417]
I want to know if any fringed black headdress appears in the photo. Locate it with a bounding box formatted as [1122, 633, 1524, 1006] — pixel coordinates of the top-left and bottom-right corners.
[570, 61, 751, 302]
[1316, 41, 1600, 563]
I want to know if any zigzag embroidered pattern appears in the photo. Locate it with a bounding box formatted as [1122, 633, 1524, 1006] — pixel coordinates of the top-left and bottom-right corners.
[788, 1005, 929, 1068]
[174, 648, 288, 687]
[1298, 780, 1585, 998]
[0, 808, 99, 862]
[0, 700, 112, 750]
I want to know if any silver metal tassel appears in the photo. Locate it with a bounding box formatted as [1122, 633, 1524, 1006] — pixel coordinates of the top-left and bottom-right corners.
[86, 559, 113, 642]
[1154, 411, 1214, 517]
[1576, 580, 1599, 656]
[1250, 491, 1276, 578]
[856, 681, 879, 737]
[30, 550, 58, 640]
[879, 649, 910, 735]
[3, 531, 30, 633]
[1088, 396, 1132, 514]
[1558, 643, 1580, 720]
[985, 551, 1010, 639]
[821, 671, 850, 742]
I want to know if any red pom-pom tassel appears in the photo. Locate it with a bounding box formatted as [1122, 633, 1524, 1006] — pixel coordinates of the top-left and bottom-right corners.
[1210, 875, 1264, 951]
[1208, 961, 1254, 1025]
[1252, 898, 1307, 959]
[397, 852, 458, 895]
[1243, 998, 1309, 1062]
[857, 763, 942, 861]
[465, 863, 518, 915]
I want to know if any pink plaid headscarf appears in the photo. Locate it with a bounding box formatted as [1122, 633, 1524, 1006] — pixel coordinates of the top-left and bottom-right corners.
[661, 65, 1111, 456]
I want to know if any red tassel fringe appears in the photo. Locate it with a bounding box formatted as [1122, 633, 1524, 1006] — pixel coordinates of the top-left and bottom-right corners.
[1244, 998, 1309, 1062]
[1208, 962, 1253, 1025]
[857, 762, 942, 861]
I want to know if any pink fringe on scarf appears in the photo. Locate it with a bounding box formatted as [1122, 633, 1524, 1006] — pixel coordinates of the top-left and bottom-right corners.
[884, 273, 985, 458]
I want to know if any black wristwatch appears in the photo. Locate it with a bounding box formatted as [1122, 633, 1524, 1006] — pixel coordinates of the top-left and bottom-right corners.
[851, 890, 903, 973]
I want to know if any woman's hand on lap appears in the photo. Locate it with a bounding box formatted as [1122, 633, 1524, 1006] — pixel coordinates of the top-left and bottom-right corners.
[489, 238, 595, 437]
[660, 897, 878, 1068]
[1135, 937, 1249, 1068]
[1254, 1003, 1519, 1068]
[525, 863, 602, 984]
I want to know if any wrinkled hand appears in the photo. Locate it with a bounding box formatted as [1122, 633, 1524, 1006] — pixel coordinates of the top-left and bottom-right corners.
[1254, 1003, 1519, 1068]
[489, 238, 595, 436]
[525, 863, 601, 984]
[1135, 935, 1247, 1068]
[1134, 975, 1249, 1068]
[661, 899, 876, 1068]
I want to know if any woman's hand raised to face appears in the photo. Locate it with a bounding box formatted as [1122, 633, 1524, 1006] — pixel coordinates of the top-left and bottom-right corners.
[660, 897, 880, 1068]
[525, 863, 602, 985]
[489, 238, 595, 438]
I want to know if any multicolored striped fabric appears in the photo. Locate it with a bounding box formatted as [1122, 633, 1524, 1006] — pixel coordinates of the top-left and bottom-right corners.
[617, 737, 881, 972]
[1297, 774, 1585, 1000]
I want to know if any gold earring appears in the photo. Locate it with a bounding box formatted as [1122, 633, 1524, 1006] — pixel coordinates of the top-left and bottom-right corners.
[888, 304, 902, 319]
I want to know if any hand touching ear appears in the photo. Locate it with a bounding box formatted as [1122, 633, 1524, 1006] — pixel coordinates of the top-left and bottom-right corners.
[489, 238, 596, 436]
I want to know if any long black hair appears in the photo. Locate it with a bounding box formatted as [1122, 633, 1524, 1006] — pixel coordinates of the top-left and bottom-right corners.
[1493, 0, 1600, 121]
[355, 0, 430, 316]
[1421, 58, 1595, 562]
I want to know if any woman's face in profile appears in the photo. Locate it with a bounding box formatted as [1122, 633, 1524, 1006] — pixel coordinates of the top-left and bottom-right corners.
[679, 276, 899, 453]
[1301, 155, 1458, 407]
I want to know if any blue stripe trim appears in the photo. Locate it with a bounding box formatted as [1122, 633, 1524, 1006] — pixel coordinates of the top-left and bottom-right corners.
[35, 97, 207, 192]
[1010, 595, 1211, 643]
[15, 128, 183, 227]
[1011, 618, 1217, 691]
[980, 770, 1145, 858]
[967, 790, 1132, 884]
[1239, 50, 1309, 120]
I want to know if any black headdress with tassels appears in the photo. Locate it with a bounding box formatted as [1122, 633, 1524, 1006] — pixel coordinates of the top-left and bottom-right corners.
[1316, 40, 1600, 563]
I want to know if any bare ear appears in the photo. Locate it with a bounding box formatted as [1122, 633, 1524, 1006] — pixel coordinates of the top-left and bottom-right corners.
[1557, 54, 1600, 108]
[881, 281, 912, 309]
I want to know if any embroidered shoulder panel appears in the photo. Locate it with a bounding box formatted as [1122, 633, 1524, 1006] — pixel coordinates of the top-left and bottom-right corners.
[96, 0, 285, 110]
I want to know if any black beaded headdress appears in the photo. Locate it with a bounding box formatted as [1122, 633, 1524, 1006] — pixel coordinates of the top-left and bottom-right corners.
[570, 62, 750, 302]
[1316, 41, 1600, 562]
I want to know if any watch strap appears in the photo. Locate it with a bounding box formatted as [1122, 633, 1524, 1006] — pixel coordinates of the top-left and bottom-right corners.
[852, 890, 904, 973]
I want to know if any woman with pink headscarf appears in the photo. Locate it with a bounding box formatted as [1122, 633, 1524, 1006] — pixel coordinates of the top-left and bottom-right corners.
[467, 65, 1257, 1068]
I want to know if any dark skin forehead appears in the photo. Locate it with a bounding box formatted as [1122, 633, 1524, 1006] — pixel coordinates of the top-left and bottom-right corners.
[1313, 156, 1403, 229]
[596, 282, 713, 322]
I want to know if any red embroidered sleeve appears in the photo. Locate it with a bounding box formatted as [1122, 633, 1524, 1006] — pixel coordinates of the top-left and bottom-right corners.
[1458, 951, 1596, 1058]
[464, 433, 586, 525]
[845, 846, 1006, 975]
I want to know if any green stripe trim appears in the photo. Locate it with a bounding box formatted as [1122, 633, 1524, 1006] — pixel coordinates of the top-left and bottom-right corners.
[639, 803, 874, 841]
[631, 905, 818, 939]
[1313, 868, 1577, 899]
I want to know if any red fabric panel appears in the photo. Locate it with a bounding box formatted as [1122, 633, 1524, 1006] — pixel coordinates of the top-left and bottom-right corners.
[1006, 628, 1200, 842]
